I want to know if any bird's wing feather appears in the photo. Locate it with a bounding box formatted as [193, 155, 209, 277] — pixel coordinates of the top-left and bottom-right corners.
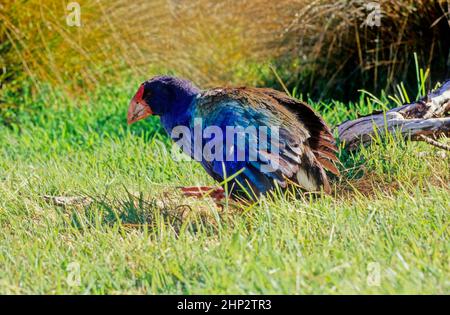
[259, 88, 340, 176]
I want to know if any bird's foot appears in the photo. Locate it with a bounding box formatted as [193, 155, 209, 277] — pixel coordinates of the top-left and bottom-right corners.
[179, 186, 225, 203]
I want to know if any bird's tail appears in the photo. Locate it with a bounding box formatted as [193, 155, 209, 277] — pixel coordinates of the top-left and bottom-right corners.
[296, 150, 332, 194]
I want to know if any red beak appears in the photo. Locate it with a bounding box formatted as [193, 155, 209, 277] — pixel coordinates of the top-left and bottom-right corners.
[127, 85, 152, 124]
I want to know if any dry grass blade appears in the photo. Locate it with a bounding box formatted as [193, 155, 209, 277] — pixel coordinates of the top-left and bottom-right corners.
[43, 195, 92, 206]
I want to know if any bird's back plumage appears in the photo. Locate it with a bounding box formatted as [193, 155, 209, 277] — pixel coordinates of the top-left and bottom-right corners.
[189, 87, 339, 199]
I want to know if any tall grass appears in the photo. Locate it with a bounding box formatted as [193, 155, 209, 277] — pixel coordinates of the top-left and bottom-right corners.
[1, 0, 449, 102]
[0, 0, 279, 97]
[279, 0, 450, 99]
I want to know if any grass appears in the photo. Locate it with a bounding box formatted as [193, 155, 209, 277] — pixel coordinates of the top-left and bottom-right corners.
[2, 1, 448, 102]
[0, 0, 278, 96]
[0, 82, 448, 294]
[279, 0, 450, 99]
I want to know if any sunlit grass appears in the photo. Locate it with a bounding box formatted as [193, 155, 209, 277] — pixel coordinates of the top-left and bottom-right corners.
[2, 0, 448, 102]
[0, 0, 280, 98]
[0, 83, 448, 294]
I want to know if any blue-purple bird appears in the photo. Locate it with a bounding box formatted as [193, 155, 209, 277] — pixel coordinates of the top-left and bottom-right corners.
[127, 75, 339, 201]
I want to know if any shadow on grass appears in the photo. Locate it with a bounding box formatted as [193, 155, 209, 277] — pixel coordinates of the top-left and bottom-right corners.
[60, 189, 224, 235]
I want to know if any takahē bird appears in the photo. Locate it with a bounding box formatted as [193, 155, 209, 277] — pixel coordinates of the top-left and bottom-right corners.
[128, 75, 339, 201]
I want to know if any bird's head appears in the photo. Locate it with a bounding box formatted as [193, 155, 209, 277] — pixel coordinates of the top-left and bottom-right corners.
[127, 75, 200, 125]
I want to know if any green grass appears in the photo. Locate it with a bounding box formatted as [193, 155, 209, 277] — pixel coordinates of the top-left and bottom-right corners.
[0, 83, 448, 294]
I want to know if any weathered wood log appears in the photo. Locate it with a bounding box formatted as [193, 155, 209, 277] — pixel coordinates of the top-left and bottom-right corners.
[337, 80, 450, 151]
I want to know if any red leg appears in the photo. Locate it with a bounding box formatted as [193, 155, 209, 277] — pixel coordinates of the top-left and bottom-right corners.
[179, 186, 225, 202]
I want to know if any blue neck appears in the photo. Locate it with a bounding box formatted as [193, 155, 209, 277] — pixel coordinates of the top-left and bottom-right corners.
[160, 93, 198, 134]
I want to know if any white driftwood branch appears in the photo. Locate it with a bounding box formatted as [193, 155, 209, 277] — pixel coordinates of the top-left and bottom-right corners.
[337, 80, 450, 151]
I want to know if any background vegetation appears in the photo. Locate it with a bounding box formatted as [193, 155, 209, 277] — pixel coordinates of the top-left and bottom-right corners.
[1, 0, 449, 102]
[0, 0, 448, 294]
